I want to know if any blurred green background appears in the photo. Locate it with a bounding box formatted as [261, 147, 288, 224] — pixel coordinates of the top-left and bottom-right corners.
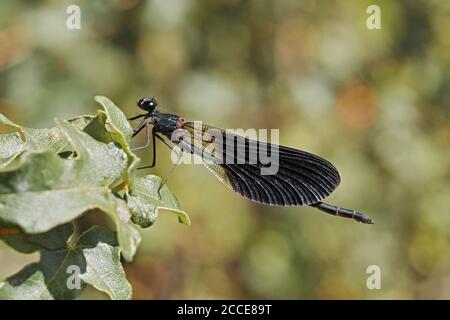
[1, 0, 450, 299]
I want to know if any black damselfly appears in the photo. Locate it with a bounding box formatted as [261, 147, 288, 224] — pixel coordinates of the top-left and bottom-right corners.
[129, 97, 373, 224]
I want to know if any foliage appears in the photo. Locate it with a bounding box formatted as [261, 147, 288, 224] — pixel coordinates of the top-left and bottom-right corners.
[1, 0, 449, 300]
[0, 96, 189, 300]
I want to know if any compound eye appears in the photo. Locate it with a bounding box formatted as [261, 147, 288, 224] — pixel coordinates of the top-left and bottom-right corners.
[137, 97, 148, 108]
[137, 97, 158, 112]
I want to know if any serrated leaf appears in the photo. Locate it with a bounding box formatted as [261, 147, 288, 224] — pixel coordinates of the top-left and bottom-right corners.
[0, 224, 131, 300]
[0, 96, 187, 299]
[0, 119, 128, 233]
[0, 118, 141, 261]
[0, 113, 95, 169]
[127, 175, 190, 228]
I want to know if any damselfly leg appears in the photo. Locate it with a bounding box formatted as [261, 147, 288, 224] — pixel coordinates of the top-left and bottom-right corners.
[132, 117, 150, 138]
[131, 122, 151, 151]
[131, 119, 157, 169]
[131, 121, 183, 197]
[128, 114, 147, 121]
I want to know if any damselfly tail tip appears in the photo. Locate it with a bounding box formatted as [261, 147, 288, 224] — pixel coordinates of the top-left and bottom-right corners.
[354, 211, 374, 224]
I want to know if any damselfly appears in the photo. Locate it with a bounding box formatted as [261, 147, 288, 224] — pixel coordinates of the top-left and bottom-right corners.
[129, 97, 373, 224]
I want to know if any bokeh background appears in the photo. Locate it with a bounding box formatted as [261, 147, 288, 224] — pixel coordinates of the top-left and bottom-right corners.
[1, 0, 450, 299]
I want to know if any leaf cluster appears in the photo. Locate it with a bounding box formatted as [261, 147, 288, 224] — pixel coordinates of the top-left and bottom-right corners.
[0, 96, 189, 299]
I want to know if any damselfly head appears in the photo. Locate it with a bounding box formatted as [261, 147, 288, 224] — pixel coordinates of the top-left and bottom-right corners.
[137, 96, 158, 113]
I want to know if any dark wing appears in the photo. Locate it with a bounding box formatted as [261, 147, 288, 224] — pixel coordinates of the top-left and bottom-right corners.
[177, 122, 340, 206]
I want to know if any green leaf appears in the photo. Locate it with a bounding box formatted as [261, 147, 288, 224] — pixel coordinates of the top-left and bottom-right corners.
[0, 119, 128, 233]
[83, 111, 113, 143]
[93, 96, 139, 188]
[0, 224, 131, 300]
[0, 198, 140, 263]
[0, 133, 24, 169]
[80, 109, 142, 259]
[102, 196, 141, 262]
[127, 175, 190, 228]
[0, 113, 95, 169]
[94, 96, 133, 142]
[83, 110, 139, 189]
[68, 115, 96, 131]
[0, 114, 28, 169]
